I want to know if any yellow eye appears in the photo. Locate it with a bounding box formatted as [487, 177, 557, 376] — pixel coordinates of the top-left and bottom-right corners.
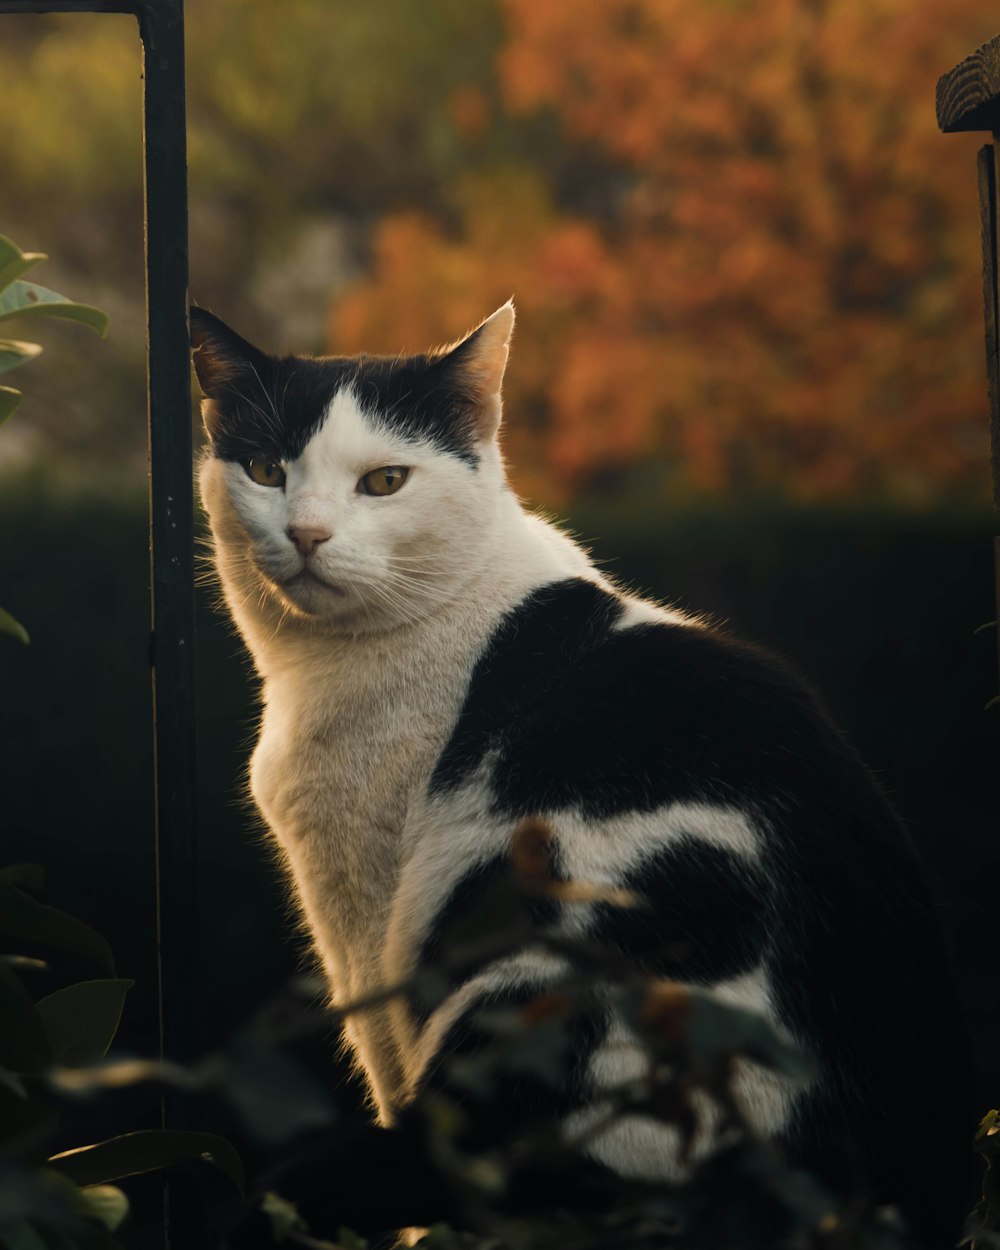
[246, 458, 286, 488]
[359, 466, 409, 496]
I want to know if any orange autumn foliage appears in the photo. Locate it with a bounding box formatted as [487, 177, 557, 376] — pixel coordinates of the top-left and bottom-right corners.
[332, 0, 996, 504]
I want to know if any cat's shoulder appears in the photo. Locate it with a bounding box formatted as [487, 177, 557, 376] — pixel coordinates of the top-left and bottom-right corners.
[467, 574, 820, 712]
[433, 576, 850, 818]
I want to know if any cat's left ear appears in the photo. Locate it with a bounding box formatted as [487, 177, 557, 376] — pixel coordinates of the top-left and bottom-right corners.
[190, 307, 270, 396]
[436, 301, 515, 437]
[190, 307, 274, 442]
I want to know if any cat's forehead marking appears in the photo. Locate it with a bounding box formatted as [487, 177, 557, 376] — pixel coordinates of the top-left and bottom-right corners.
[294, 385, 405, 476]
[212, 353, 481, 468]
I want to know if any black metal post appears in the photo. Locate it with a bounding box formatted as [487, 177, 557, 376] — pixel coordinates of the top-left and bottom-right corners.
[0, 1, 201, 1237]
[137, 0, 202, 1083]
[938, 37, 1000, 712]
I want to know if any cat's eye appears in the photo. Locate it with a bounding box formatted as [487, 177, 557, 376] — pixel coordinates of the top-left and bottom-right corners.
[245, 458, 286, 489]
[359, 466, 409, 497]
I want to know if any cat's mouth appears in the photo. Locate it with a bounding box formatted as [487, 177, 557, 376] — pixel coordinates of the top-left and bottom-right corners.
[280, 567, 347, 598]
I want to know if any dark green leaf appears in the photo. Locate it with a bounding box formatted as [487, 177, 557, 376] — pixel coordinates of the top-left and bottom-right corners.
[35, 981, 133, 1067]
[260, 1191, 310, 1242]
[975, 1109, 1000, 1154]
[0, 607, 29, 645]
[0, 1224, 52, 1250]
[0, 965, 50, 1074]
[628, 984, 814, 1083]
[0, 957, 48, 974]
[0, 1078, 58, 1158]
[0, 1165, 112, 1249]
[1, 865, 46, 894]
[0, 339, 42, 376]
[0, 880, 114, 978]
[434, 864, 528, 963]
[0, 385, 21, 424]
[687, 993, 814, 1082]
[336, 1228, 369, 1250]
[48, 1130, 244, 1196]
[77, 1186, 128, 1234]
[222, 1040, 336, 1147]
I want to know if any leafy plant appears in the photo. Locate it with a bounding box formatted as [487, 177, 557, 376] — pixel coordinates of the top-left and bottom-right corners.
[963, 1110, 1000, 1249]
[0, 864, 244, 1248]
[0, 234, 108, 645]
[221, 823, 926, 1249]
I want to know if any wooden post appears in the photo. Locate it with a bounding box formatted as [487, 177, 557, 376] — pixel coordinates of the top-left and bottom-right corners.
[938, 35, 1000, 710]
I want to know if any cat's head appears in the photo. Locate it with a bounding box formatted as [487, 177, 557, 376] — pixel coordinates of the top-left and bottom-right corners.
[192, 303, 515, 635]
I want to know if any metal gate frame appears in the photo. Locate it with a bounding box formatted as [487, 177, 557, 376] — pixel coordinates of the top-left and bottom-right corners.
[0, 0, 201, 1139]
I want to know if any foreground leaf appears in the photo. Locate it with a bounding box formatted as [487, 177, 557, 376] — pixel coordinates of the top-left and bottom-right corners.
[49, 1130, 245, 1195]
[0, 385, 21, 424]
[0, 340, 42, 376]
[633, 982, 814, 1083]
[0, 1075, 58, 1153]
[0, 607, 30, 645]
[35, 980, 133, 1067]
[975, 1110, 1000, 1222]
[222, 1038, 337, 1147]
[0, 1166, 119, 1250]
[0, 281, 109, 338]
[0, 879, 114, 977]
[78, 1185, 129, 1233]
[0, 964, 50, 1074]
[0, 235, 46, 295]
[0, 1224, 50, 1250]
[1, 865, 46, 893]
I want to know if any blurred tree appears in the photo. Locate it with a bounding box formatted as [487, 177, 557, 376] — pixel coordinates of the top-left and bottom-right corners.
[0, 0, 996, 504]
[333, 0, 999, 503]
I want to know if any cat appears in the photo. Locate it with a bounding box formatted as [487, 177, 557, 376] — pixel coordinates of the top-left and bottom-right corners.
[192, 302, 974, 1246]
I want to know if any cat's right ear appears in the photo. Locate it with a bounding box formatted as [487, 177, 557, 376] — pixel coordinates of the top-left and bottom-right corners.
[433, 301, 515, 441]
[190, 307, 269, 438]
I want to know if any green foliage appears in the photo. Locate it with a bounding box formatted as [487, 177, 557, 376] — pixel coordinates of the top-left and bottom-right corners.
[0, 868, 245, 1249]
[0, 866, 115, 977]
[0, 235, 108, 644]
[0, 834, 990, 1247]
[34, 981, 133, 1067]
[0, 236, 108, 426]
[49, 1131, 244, 1195]
[964, 1110, 1000, 1248]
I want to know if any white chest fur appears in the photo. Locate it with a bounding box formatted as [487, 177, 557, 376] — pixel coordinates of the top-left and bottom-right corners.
[247, 623, 484, 1114]
[250, 626, 476, 995]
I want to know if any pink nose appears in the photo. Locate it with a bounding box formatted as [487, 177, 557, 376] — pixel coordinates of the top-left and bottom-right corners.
[287, 525, 332, 557]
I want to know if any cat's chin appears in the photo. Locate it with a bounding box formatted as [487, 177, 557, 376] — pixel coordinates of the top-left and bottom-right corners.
[273, 568, 349, 617]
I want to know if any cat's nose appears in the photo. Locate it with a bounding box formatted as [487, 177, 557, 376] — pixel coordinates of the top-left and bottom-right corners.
[287, 525, 332, 557]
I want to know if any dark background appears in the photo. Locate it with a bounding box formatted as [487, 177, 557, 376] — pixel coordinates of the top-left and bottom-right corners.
[1, 486, 997, 1155]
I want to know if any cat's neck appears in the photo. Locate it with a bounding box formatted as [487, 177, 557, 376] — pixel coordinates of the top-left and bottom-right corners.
[220, 489, 598, 688]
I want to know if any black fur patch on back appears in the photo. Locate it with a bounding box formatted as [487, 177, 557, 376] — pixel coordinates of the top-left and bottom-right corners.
[590, 839, 772, 984]
[191, 309, 485, 467]
[431, 576, 855, 819]
[430, 580, 625, 800]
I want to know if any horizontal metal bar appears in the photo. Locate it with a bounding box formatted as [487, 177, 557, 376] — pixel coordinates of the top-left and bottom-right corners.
[0, 3, 136, 12]
[0, 1, 142, 12]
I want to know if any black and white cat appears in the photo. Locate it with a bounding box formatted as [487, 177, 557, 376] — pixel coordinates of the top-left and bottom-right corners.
[192, 302, 973, 1245]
